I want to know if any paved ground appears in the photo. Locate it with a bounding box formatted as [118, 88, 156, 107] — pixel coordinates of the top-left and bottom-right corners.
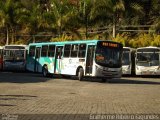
[0, 72, 160, 120]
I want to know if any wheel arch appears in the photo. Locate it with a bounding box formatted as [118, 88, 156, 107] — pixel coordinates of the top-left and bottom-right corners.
[42, 64, 48, 71]
[76, 66, 84, 76]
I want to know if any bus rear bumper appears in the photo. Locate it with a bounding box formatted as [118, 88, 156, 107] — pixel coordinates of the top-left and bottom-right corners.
[3, 65, 26, 71]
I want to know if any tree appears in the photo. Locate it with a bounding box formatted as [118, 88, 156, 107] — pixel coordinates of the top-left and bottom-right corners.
[20, 0, 51, 43]
[93, 0, 125, 38]
[0, 0, 20, 45]
[49, 0, 70, 37]
[148, 0, 160, 33]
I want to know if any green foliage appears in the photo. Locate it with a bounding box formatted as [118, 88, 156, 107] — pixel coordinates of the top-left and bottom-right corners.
[112, 33, 129, 46]
[50, 34, 73, 42]
[151, 34, 160, 47]
[0, 0, 159, 46]
[12, 39, 27, 45]
[127, 33, 160, 48]
[112, 33, 160, 48]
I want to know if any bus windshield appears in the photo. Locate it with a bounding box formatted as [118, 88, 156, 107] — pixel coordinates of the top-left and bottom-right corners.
[136, 48, 159, 66]
[95, 41, 123, 68]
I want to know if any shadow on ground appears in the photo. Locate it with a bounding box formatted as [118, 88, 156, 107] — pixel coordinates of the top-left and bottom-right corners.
[55, 75, 160, 85]
[0, 71, 160, 85]
[0, 72, 52, 83]
[106, 78, 160, 85]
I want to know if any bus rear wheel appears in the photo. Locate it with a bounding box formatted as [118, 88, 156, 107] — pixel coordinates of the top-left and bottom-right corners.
[78, 68, 84, 81]
[101, 78, 106, 83]
[101, 78, 109, 83]
[42, 65, 48, 77]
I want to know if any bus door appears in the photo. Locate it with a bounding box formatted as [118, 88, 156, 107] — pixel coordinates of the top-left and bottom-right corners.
[86, 45, 95, 75]
[34, 47, 41, 72]
[54, 46, 63, 74]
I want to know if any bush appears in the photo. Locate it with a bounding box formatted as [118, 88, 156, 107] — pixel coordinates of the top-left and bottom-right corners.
[112, 33, 159, 48]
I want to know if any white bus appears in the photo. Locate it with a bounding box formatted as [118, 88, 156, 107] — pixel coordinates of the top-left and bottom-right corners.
[3, 45, 28, 71]
[135, 46, 160, 76]
[122, 47, 135, 75]
[26, 40, 123, 82]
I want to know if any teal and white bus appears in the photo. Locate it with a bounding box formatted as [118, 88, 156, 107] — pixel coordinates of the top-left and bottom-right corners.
[26, 40, 123, 81]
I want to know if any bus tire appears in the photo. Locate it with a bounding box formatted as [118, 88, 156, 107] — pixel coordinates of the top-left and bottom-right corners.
[78, 68, 84, 81]
[101, 78, 109, 83]
[42, 65, 48, 77]
[101, 78, 106, 83]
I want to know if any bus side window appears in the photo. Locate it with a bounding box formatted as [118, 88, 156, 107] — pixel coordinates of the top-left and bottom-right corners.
[71, 44, 78, 57]
[78, 44, 86, 58]
[48, 45, 55, 57]
[64, 44, 71, 57]
[41, 45, 48, 57]
[29, 46, 35, 57]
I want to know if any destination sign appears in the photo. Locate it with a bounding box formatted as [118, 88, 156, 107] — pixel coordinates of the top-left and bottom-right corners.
[102, 42, 118, 47]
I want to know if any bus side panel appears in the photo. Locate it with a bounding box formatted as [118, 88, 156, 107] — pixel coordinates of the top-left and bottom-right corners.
[42, 57, 55, 74]
[26, 56, 35, 72]
[61, 58, 85, 75]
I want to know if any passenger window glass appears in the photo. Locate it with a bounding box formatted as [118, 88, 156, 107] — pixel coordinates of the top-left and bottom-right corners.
[41, 45, 48, 57]
[64, 45, 71, 57]
[48, 45, 55, 57]
[78, 44, 86, 58]
[71, 44, 78, 57]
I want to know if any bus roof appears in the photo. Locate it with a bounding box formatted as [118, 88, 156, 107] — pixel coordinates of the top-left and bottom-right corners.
[4, 44, 27, 50]
[123, 47, 133, 49]
[123, 47, 136, 51]
[0, 46, 4, 49]
[4, 44, 27, 47]
[28, 40, 121, 46]
[137, 46, 160, 50]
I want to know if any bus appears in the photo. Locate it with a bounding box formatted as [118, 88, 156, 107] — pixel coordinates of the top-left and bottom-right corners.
[26, 40, 123, 81]
[135, 46, 160, 76]
[0, 46, 3, 70]
[122, 47, 135, 75]
[3, 45, 27, 71]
